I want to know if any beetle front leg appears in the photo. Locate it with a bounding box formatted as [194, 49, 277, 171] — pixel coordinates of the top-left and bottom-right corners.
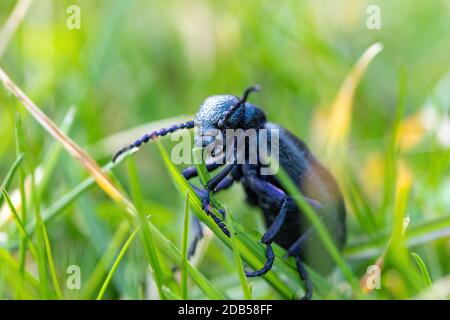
[185, 165, 240, 254]
[190, 185, 231, 237]
[182, 162, 228, 255]
[189, 164, 239, 238]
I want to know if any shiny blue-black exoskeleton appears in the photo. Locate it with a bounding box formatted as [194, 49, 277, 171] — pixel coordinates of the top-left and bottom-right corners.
[113, 86, 346, 299]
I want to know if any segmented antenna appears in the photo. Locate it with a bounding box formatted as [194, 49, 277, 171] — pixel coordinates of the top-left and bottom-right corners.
[112, 120, 195, 162]
[218, 85, 261, 129]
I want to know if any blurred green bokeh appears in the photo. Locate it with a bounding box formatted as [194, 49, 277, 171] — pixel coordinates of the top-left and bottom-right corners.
[0, 0, 449, 299]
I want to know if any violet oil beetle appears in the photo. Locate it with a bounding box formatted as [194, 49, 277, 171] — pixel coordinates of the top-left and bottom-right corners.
[113, 86, 346, 299]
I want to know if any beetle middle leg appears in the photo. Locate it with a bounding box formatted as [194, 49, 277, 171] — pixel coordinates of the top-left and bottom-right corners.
[243, 174, 321, 265]
[183, 162, 225, 255]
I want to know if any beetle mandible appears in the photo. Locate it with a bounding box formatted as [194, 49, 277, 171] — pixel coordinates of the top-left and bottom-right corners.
[113, 86, 346, 299]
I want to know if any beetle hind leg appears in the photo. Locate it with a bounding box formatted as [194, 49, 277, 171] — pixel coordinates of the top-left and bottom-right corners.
[285, 230, 314, 300]
[295, 256, 313, 300]
[245, 198, 290, 277]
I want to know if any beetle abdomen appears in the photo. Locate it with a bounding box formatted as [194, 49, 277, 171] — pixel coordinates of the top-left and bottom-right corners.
[262, 123, 346, 274]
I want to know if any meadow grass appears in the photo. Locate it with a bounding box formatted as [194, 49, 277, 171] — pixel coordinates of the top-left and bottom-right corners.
[0, 0, 449, 300]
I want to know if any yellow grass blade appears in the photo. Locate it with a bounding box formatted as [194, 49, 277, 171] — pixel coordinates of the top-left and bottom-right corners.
[312, 43, 383, 158]
[360, 160, 413, 294]
[0, 67, 134, 216]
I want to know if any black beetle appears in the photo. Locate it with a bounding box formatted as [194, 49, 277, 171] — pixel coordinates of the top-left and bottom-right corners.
[113, 86, 346, 299]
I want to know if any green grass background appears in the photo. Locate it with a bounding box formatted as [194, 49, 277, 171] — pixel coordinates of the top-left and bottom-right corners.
[0, 0, 449, 299]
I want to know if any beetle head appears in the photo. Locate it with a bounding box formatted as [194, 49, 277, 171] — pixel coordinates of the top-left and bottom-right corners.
[194, 86, 266, 147]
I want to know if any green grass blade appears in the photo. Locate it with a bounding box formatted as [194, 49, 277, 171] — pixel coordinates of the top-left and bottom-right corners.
[181, 192, 190, 299]
[0, 249, 40, 298]
[0, 153, 24, 208]
[379, 69, 407, 226]
[226, 208, 252, 300]
[1, 153, 225, 299]
[162, 286, 182, 300]
[147, 221, 227, 299]
[1, 188, 38, 261]
[32, 174, 97, 230]
[41, 225, 63, 299]
[411, 253, 433, 287]
[15, 113, 51, 299]
[97, 227, 140, 300]
[127, 157, 167, 299]
[38, 108, 76, 197]
[15, 109, 75, 300]
[193, 147, 211, 186]
[15, 112, 28, 298]
[82, 221, 130, 299]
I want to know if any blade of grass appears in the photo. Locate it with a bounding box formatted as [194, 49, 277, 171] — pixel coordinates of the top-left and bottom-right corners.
[344, 172, 378, 235]
[97, 227, 140, 300]
[63, 163, 132, 296]
[388, 162, 423, 291]
[1, 188, 38, 261]
[0, 249, 40, 298]
[147, 221, 227, 299]
[1, 108, 77, 232]
[15, 113, 51, 298]
[162, 286, 182, 300]
[41, 223, 63, 299]
[15, 111, 28, 298]
[193, 147, 211, 186]
[181, 192, 190, 299]
[0, 68, 139, 297]
[4, 109, 75, 297]
[0, 67, 134, 215]
[379, 68, 407, 226]
[15, 114, 63, 299]
[30, 171, 98, 231]
[318, 42, 383, 157]
[225, 208, 252, 300]
[411, 253, 433, 287]
[38, 107, 76, 197]
[127, 157, 167, 299]
[0, 154, 24, 208]
[0, 156, 226, 299]
[82, 221, 130, 299]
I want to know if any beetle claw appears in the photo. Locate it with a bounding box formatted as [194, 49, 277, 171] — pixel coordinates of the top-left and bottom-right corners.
[245, 244, 274, 277]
